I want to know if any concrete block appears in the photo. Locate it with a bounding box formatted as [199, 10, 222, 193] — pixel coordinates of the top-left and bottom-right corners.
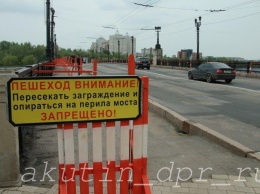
[247, 153, 260, 161]
[149, 100, 193, 133]
[148, 100, 167, 117]
[0, 74, 16, 103]
[0, 73, 21, 187]
[164, 110, 186, 131]
[189, 122, 253, 157]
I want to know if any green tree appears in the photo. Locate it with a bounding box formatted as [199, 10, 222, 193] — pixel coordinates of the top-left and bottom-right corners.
[21, 55, 37, 66]
[1, 55, 18, 66]
[33, 45, 46, 61]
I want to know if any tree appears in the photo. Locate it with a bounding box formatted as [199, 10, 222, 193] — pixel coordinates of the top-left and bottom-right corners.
[1, 55, 18, 66]
[22, 55, 37, 66]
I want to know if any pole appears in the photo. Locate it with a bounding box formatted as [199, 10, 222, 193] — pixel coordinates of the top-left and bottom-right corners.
[197, 26, 199, 61]
[108, 44, 110, 61]
[118, 40, 120, 60]
[54, 34, 57, 58]
[46, 0, 51, 60]
[157, 31, 160, 46]
[195, 17, 201, 62]
[131, 36, 134, 55]
[96, 42, 97, 60]
[51, 8, 55, 59]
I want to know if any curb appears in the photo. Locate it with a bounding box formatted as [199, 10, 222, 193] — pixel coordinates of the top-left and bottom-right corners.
[148, 99, 260, 161]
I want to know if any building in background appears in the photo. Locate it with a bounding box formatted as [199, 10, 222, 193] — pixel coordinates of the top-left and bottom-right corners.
[177, 49, 193, 60]
[90, 37, 107, 52]
[177, 49, 203, 60]
[141, 48, 153, 57]
[102, 41, 109, 52]
[192, 52, 202, 60]
[109, 30, 136, 57]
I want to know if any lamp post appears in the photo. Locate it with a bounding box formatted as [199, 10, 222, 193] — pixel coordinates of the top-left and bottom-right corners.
[194, 16, 202, 61]
[118, 40, 120, 60]
[54, 34, 57, 58]
[131, 36, 134, 55]
[155, 26, 161, 65]
[50, 8, 55, 59]
[46, 0, 51, 60]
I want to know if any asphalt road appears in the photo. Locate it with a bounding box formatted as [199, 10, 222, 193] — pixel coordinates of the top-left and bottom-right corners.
[90, 63, 260, 152]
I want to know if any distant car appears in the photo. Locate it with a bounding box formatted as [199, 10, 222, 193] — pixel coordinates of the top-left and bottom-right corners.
[135, 57, 150, 70]
[188, 62, 236, 83]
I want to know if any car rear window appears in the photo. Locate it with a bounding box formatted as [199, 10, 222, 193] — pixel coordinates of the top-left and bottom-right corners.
[211, 63, 230, 68]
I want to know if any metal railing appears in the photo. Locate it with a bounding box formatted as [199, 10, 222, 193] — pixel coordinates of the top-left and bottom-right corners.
[156, 60, 260, 73]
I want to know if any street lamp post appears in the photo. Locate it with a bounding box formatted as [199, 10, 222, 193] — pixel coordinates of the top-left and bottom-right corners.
[131, 36, 134, 55]
[46, 0, 51, 60]
[155, 26, 161, 65]
[50, 8, 55, 59]
[118, 40, 120, 60]
[54, 34, 57, 58]
[194, 16, 202, 61]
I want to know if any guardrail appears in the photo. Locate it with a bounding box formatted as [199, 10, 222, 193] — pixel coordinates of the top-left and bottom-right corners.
[156, 60, 260, 74]
[15, 60, 52, 77]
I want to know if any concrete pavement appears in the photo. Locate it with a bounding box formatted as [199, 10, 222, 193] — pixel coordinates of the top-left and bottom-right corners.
[0, 171, 260, 193]
[1, 108, 260, 193]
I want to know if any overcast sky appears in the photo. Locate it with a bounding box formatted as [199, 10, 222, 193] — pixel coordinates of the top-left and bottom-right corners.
[1, 0, 260, 60]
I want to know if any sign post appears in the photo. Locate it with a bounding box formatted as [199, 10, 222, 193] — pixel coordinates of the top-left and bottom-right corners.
[6, 76, 141, 126]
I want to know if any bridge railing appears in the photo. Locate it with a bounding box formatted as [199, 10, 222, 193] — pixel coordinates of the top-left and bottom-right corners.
[15, 60, 52, 78]
[156, 60, 260, 73]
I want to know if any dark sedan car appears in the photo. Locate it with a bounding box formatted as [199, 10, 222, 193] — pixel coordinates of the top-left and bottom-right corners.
[135, 57, 150, 70]
[188, 62, 236, 83]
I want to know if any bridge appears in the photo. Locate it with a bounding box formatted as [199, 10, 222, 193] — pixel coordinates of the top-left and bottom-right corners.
[1, 57, 260, 194]
[1, 0, 260, 192]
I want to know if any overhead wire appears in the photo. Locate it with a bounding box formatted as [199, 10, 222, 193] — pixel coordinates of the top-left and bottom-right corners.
[161, 0, 260, 29]
[97, 0, 161, 38]
[92, 0, 154, 39]
[136, 0, 260, 43]
[56, 0, 260, 50]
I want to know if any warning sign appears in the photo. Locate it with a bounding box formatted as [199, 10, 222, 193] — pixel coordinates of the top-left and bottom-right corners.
[6, 76, 141, 126]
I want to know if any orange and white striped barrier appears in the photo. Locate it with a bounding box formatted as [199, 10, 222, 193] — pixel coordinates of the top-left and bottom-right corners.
[56, 54, 151, 194]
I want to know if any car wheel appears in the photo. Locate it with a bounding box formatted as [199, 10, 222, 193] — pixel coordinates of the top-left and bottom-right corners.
[147, 67, 150, 70]
[225, 79, 232, 83]
[206, 73, 213, 83]
[188, 72, 193, 79]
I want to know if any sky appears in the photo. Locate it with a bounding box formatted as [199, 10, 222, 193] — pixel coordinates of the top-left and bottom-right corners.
[1, 0, 260, 60]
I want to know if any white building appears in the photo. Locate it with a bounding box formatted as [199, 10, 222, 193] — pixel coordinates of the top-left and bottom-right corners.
[109, 31, 136, 56]
[90, 37, 107, 52]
